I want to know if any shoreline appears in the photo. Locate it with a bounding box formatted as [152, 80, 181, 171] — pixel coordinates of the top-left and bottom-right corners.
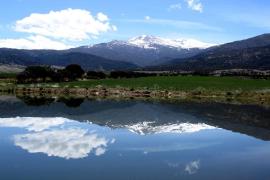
[4, 86, 269, 107]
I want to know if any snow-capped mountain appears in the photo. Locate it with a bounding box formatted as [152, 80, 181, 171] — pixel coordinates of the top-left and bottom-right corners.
[70, 35, 215, 66]
[128, 35, 214, 49]
[122, 122, 216, 135]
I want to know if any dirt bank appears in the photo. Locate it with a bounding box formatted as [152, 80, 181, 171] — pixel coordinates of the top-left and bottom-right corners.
[11, 86, 270, 106]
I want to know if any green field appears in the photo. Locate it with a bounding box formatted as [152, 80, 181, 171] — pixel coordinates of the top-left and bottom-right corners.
[19, 76, 270, 92]
[0, 80, 16, 90]
[0, 73, 17, 88]
[0, 73, 17, 79]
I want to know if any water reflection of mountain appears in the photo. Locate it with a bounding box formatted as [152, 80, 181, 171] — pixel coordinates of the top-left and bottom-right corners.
[1, 96, 270, 140]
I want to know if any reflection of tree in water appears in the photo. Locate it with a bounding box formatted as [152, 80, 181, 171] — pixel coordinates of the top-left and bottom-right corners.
[5, 97, 270, 141]
[58, 98, 84, 108]
[17, 96, 84, 108]
[17, 96, 55, 106]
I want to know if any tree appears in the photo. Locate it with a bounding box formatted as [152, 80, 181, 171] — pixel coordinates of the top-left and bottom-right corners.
[64, 64, 85, 80]
[16, 66, 57, 83]
[16, 64, 85, 84]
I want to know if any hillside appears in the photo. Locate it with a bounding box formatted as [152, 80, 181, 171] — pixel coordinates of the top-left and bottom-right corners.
[70, 35, 213, 66]
[155, 34, 270, 71]
[0, 48, 138, 71]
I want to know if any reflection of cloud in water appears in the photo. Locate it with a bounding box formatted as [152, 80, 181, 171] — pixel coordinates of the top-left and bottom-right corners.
[0, 117, 114, 159]
[14, 128, 110, 159]
[123, 142, 219, 153]
[0, 117, 68, 132]
[185, 160, 200, 174]
[167, 162, 180, 168]
[125, 122, 216, 135]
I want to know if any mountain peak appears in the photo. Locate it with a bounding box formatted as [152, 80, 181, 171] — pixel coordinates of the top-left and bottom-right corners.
[129, 35, 160, 42]
[128, 35, 165, 49]
[128, 35, 215, 49]
[71, 35, 217, 66]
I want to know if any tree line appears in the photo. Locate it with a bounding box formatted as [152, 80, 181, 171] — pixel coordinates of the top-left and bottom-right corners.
[17, 64, 85, 83]
[17, 64, 269, 84]
[16, 64, 160, 83]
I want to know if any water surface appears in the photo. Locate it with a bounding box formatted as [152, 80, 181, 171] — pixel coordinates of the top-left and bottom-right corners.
[0, 96, 270, 180]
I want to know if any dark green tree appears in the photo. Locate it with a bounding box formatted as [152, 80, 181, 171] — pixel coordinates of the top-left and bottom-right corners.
[17, 66, 57, 83]
[64, 64, 85, 80]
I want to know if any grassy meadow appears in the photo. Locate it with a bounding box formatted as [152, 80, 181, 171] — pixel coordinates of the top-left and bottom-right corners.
[0, 73, 17, 91]
[17, 76, 270, 92]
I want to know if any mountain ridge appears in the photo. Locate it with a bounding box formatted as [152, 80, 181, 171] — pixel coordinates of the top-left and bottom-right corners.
[151, 33, 270, 71]
[70, 35, 213, 66]
[1, 34, 270, 71]
[0, 48, 138, 71]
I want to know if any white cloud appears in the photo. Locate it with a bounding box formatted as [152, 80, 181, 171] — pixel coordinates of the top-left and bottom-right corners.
[97, 12, 109, 22]
[185, 160, 200, 174]
[145, 16, 151, 20]
[14, 8, 117, 41]
[168, 3, 182, 11]
[0, 8, 117, 49]
[14, 129, 110, 159]
[0, 35, 72, 50]
[112, 25, 118, 31]
[185, 0, 203, 12]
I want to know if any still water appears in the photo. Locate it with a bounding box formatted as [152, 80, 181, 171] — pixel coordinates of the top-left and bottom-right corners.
[0, 96, 270, 180]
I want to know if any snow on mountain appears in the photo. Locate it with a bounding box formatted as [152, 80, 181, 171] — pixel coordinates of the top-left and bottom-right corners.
[120, 122, 216, 135]
[128, 35, 215, 49]
[83, 35, 215, 50]
[71, 35, 215, 66]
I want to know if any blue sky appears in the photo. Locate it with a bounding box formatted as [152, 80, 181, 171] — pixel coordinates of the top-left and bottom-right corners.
[0, 0, 269, 49]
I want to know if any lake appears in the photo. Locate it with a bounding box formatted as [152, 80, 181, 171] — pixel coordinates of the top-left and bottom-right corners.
[0, 95, 270, 180]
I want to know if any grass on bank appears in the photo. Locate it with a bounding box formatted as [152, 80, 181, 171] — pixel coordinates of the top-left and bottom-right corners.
[0, 73, 17, 79]
[0, 73, 17, 91]
[16, 76, 270, 92]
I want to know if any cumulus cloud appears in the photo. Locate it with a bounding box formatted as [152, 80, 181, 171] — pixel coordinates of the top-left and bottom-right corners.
[0, 35, 72, 50]
[97, 12, 109, 22]
[185, 0, 203, 12]
[185, 160, 200, 174]
[14, 129, 110, 159]
[168, 3, 182, 11]
[15, 8, 117, 41]
[0, 8, 117, 49]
